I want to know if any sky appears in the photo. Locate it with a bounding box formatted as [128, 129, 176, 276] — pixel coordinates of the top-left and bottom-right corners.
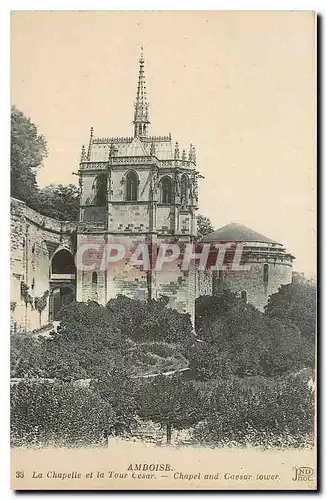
[11, 11, 316, 276]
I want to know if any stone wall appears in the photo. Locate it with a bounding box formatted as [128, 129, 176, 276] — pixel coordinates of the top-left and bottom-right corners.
[221, 261, 293, 310]
[198, 257, 293, 311]
[76, 232, 196, 321]
[10, 198, 76, 332]
[109, 204, 150, 232]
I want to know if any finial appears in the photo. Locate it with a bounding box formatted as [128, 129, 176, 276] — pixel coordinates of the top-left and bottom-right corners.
[87, 127, 94, 161]
[174, 142, 180, 160]
[192, 146, 197, 165]
[109, 141, 118, 158]
[150, 140, 156, 156]
[80, 144, 86, 162]
[140, 45, 144, 62]
[188, 143, 193, 162]
[182, 149, 186, 163]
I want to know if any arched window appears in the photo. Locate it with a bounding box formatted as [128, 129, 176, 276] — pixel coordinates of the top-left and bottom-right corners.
[241, 290, 247, 302]
[91, 271, 98, 301]
[126, 170, 138, 201]
[51, 249, 75, 275]
[161, 177, 172, 204]
[94, 174, 107, 206]
[181, 174, 188, 201]
[263, 263, 269, 283]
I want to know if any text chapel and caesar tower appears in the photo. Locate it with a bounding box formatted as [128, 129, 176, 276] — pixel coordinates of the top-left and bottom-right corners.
[77, 50, 200, 323]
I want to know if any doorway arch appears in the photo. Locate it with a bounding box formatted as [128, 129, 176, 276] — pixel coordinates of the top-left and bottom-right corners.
[49, 284, 75, 321]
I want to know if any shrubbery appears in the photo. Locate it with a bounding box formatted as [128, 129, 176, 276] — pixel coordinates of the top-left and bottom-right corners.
[191, 292, 313, 380]
[193, 372, 314, 448]
[11, 381, 112, 447]
[10, 288, 315, 449]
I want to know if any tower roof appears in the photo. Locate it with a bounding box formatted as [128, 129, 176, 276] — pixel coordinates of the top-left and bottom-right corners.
[80, 51, 197, 168]
[133, 46, 150, 137]
[201, 223, 280, 244]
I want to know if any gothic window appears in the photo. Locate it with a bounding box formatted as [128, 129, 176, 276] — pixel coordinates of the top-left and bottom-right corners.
[94, 174, 107, 206]
[263, 263, 269, 283]
[92, 271, 98, 285]
[161, 176, 172, 204]
[126, 170, 138, 201]
[181, 174, 188, 202]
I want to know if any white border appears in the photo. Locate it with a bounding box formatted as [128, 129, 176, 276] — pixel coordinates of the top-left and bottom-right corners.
[1, 3, 323, 499]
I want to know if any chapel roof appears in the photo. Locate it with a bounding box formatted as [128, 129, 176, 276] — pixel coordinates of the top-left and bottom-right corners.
[201, 222, 280, 245]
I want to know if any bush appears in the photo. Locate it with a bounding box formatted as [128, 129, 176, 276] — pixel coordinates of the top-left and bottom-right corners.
[193, 373, 314, 448]
[92, 367, 140, 436]
[105, 295, 194, 343]
[189, 302, 312, 380]
[11, 380, 113, 447]
[265, 283, 316, 341]
[138, 341, 179, 358]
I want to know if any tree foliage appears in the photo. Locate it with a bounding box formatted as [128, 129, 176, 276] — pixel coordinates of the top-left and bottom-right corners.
[11, 106, 47, 206]
[104, 295, 194, 344]
[264, 282, 316, 341]
[11, 380, 112, 447]
[92, 367, 140, 436]
[190, 292, 312, 380]
[137, 375, 203, 443]
[11, 106, 79, 221]
[194, 373, 314, 448]
[11, 297, 193, 381]
[36, 184, 80, 221]
[196, 214, 214, 240]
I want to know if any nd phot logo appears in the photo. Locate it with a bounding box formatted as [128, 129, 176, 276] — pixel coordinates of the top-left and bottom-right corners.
[292, 466, 315, 482]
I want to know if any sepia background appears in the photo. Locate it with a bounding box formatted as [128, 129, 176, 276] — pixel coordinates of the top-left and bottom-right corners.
[11, 10, 316, 274]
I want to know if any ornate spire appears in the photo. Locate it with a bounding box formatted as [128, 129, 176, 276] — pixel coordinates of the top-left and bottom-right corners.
[181, 149, 186, 163]
[133, 46, 150, 138]
[87, 127, 94, 160]
[174, 142, 180, 160]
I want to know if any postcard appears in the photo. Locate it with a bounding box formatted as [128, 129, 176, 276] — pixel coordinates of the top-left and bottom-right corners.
[10, 10, 317, 490]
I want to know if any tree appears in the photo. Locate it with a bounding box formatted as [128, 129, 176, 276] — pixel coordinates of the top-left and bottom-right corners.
[92, 366, 140, 436]
[36, 184, 80, 221]
[104, 295, 194, 344]
[137, 375, 203, 444]
[11, 106, 47, 206]
[11, 106, 80, 222]
[196, 214, 214, 240]
[52, 301, 130, 378]
[190, 294, 312, 380]
[264, 282, 316, 341]
[20, 281, 34, 333]
[195, 291, 241, 336]
[34, 290, 49, 328]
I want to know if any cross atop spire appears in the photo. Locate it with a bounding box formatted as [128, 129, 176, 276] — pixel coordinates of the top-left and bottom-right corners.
[133, 46, 150, 138]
